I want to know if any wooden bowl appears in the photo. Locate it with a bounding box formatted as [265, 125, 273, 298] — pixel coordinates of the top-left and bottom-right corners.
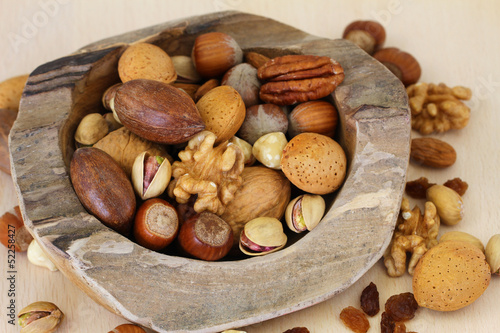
[10, 11, 410, 333]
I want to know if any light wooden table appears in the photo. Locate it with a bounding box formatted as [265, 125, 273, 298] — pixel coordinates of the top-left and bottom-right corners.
[1, 1, 499, 332]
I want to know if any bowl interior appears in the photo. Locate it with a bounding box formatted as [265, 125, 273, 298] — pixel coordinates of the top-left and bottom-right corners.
[11, 11, 410, 333]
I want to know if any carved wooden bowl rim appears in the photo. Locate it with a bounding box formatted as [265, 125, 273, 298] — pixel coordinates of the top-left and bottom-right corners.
[10, 11, 410, 333]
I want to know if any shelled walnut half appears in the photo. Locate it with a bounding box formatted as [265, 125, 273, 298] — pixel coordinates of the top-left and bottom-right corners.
[407, 82, 472, 134]
[384, 197, 440, 277]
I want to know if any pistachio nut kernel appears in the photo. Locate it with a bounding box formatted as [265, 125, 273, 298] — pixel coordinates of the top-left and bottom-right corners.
[18, 301, 63, 333]
[132, 151, 172, 200]
[485, 234, 500, 275]
[285, 194, 326, 233]
[239, 217, 287, 256]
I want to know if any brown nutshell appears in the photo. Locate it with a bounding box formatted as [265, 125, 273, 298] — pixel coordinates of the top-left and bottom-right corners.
[343, 20, 386, 55]
[373, 47, 421, 86]
[258, 55, 345, 105]
[410, 137, 456, 168]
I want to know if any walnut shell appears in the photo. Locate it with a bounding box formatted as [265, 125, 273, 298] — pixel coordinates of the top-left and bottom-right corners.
[220, 166, 291, 246]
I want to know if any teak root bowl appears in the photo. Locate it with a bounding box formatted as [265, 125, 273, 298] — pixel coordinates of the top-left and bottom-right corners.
[10, 11, 410, 333]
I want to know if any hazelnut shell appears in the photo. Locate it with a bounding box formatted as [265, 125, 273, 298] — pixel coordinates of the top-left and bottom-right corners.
[288, 100, 338, 138]
[373, 47, 421, 86]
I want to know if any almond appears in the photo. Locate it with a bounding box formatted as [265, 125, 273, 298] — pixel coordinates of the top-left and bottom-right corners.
[112, 79, 205, 145]
[412, 241, 491, 311]
[410, 137, 456, 168]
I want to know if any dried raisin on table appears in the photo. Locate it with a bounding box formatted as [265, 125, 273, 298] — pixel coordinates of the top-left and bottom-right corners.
[380, 311, 395, 333]
[405, 177, 434, 199]
[394, 321, 407, 333]
[360, 281, 380, 316]
[340, 306, 370, 333]
[443, 177, 468, 196]
[385, 292, 419, 322]
[283, 328, 310, 333]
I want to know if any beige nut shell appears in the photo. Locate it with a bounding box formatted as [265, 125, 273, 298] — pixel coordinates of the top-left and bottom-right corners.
[196, 85, 246, 145]
[118, 42, 177, 84]
[240, 217, 287, 256]
[280, 132, 346, 194]
[412, 240, 491, 311]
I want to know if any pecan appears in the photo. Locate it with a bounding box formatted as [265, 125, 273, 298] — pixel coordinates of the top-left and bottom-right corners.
[258, 55, 344, 105]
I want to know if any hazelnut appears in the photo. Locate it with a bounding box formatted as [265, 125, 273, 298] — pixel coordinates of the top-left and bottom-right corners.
[373, 47, 421, 86]
[133, 198, 179, 252]
[177, 212, 233, 261]
[342, 20, 386, 55]
[0, 206, 32, 252]
[426, 185, 464, 226]
[252, 132, 288, 169]
[27, 239, 58, 272]
[288, 100, 338, 138]
[191, 32, 243, 78]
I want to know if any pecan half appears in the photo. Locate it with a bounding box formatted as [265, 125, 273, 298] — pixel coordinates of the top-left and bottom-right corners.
[258, 55, 344, 105]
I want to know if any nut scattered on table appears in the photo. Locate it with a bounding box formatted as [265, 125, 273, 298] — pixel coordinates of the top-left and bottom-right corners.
[410, 137, 457, 168]
[108, 323, 147, 333]
[412, 240, 491, 311]
[407, 82, 472, 134]
[342, 20, 386, 55]
[18, 301, 64, 333]
[426, 184, 464, 226]
[0, 206, 33, 252]
[373, 47, 421, 86]
[439, 231, 484, 253]
[27, 239, 58, 272]
[485, 234, 500, 275]
[384, 197, 440, 276]
[0, 74, 29, 111]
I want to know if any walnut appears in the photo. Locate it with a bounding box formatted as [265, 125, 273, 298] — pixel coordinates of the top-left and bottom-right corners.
[384, 197, 440, 277]
[407, 82, 472, 134]
[167, 131, 245, 215]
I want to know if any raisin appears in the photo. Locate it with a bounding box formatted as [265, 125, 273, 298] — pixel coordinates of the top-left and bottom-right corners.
[360, 282, 380, 316]
[385, 292, 419, 322]
[340, 306, 370, 333]
[394, 322, 407, 333]
[405, 177, 434, 199]
[443, 177, 468, 196]
[283, 328, 310, 333]
[380, 311, 395, 333]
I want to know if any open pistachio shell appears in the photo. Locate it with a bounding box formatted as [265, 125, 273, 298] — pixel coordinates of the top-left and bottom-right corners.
[285, 194, 325, 233]
[239, 217, 287, 256]
[132, 151, 172, 200]
[18, 301, 64, 333]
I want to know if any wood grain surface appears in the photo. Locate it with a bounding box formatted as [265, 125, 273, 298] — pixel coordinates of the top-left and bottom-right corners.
[1, 1, 499, 332]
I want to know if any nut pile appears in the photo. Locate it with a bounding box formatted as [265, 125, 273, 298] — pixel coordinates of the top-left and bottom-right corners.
[70, 32, 348, 260]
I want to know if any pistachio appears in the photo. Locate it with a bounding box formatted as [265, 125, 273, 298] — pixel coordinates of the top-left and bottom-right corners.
[285, 194, 325, 233]
[485, 234, 500, 275]
[18, 301, 63, 333]
[74, 113, 109, 146]
[27, 240, 58, 272]
[426, 184, 464, 225]
[239, 217, 287, 256]
[131, 151, 172, 200]
[439, 231, 484, 252]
